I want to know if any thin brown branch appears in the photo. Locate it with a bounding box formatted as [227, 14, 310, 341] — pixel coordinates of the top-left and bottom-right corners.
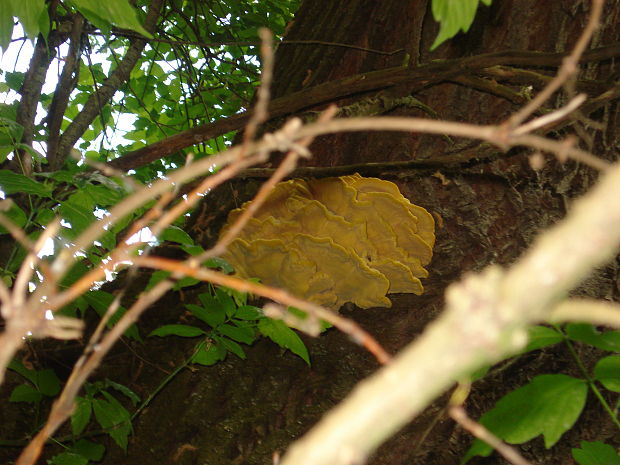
[239, 28, 274, 155]
[93, 30, 405, 56]
[46, 14, 84, 170]
[13, 37, 58, 175]
[108, 43, 620, 172]
[512, 94, 587, 135]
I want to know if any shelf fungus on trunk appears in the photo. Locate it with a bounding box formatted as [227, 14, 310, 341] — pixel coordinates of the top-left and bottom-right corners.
[219, 174, 435, 309]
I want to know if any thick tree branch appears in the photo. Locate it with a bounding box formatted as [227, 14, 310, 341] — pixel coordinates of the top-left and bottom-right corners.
[109, 43, 620, 172]
[54, 0, 165, 167]
[46, 14, 84, 170]
[13, 33, 62, 175]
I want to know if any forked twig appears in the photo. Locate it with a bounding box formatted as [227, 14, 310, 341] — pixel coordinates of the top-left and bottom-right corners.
[506, 0, 604, 128]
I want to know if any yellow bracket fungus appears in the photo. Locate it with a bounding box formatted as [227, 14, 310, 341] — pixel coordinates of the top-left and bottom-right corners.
[220, 174, 435, 309]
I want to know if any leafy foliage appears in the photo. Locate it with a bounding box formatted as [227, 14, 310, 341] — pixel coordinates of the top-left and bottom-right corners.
[149, 286, 310, 365]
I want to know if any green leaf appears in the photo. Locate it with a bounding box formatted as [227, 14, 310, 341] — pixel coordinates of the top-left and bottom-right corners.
[464, 374, 587, 462]
[34, 208, 55, 227]
[194, 293, 227, 327]
[221, 285, 248, 307]
[58, 190, 96, 236]
[0, 170, 52, 198]
[68, 0, 153, 38]
[0, 117, 24, 145]
[145, 270, 171, 290]
[35, 368, 61, 396]
[203, 256, 234, 274]
[71, 439, 105, 461]
[215, 288, 236, 318]
[83, 183, 124, 206]
[0, 202, 27, 235]
[593, 355, 620, 393]
[572, 441, 620, 465]
[234, 305, 262, 320]
[217, 323, 255, 344]
[71, 396, 93, 436]
[148, 324, 206, 338]
[9, 384, 43, 403]
[191, 342, 227, 366]
[430, 0, 490, 50]
[173, 276, 201, 290]
[11, 0, 48, 40]
[258, 318, 310, 365]
[104, 379, 140, 406]
[83, 290, 141, 341]
[0, 3, 14, 52]
[566, 323, 620, 352]
[48, 452, 89, 465]
[92, 393, 131, 451]
[218, 337, 246, 359]
[160, 225, 194, 245]
[523, 325, 563, 352]
[7, 359, 37, 384]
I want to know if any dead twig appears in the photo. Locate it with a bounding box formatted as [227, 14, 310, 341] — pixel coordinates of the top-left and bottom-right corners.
[506, 0, 604, 128]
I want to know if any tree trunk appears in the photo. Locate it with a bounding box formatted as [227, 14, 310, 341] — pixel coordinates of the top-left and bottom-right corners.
[38, 1, 620, 464]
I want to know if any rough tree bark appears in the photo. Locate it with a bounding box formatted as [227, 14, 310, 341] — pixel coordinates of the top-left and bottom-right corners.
[103, 1, 620, 464]
[3, 1, 618, 464]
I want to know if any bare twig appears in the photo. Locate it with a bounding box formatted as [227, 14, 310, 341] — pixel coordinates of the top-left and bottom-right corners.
[548, 299, 620, 328]
[449, 405, 533, 465]
[239, 28, 274, 156]
[512, 94, 587, 136]
[506, 0, 604, 128]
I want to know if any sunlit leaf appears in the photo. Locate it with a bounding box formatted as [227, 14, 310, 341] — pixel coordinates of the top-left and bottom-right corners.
[68, 0, 153, 38]
[431, 0, 492, 50]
